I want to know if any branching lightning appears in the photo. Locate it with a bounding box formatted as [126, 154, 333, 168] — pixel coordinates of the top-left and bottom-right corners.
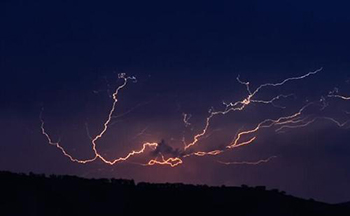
[183, 68, 323, 151]
[41, 74, 162, 165]
[41, 68, 350, 168]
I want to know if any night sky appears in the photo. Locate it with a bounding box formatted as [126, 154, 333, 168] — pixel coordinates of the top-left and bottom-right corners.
[1, 0, 350, 203]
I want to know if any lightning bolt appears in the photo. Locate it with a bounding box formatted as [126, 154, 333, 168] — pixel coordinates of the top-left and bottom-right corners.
[183, 68, 323, 151]
[217, 156, 277, 165]
[41, 74, 162, 165]
[145, 154, 183, 167]
[41, 67, 348, 168]
[328, 88, 350, 100]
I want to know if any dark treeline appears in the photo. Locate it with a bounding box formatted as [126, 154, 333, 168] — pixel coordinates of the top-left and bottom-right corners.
[0, 171, 349, 216]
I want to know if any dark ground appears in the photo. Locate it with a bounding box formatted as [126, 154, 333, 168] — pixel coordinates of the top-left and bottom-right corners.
[0, 171, 349, 216]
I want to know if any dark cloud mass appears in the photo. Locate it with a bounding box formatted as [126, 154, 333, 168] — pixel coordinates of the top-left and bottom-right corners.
[1, 0, 350, 203]
[151, 140, 182, 157]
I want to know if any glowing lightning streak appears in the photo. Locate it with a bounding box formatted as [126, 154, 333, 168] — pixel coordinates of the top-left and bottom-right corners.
[188, 101, 350, 160]
[90, 74, 135, 160]
[217, 156, 277, 165]
[275, 116, 350, 133]
[184, 68, 323, 151]
[41, 117, 96, 164]
[186, 103, 313, 158]
[145, 154, 183, 167]
[329, 95, 350, 100]
[328, 88, 350, 117]
[41, 73, 163, 165]
[232, 103, 318, 143]
[328, 88, 350, 100]
[42, 67, 342, 168]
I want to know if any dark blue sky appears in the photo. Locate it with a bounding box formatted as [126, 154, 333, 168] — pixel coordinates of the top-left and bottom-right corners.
[1, 0, 350, 203]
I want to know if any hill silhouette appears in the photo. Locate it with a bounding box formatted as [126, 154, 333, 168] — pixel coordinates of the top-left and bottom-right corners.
[0, 171, 349, 216]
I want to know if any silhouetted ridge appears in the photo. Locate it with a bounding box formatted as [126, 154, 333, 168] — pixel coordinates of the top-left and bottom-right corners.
[0, 171, 349, 216]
